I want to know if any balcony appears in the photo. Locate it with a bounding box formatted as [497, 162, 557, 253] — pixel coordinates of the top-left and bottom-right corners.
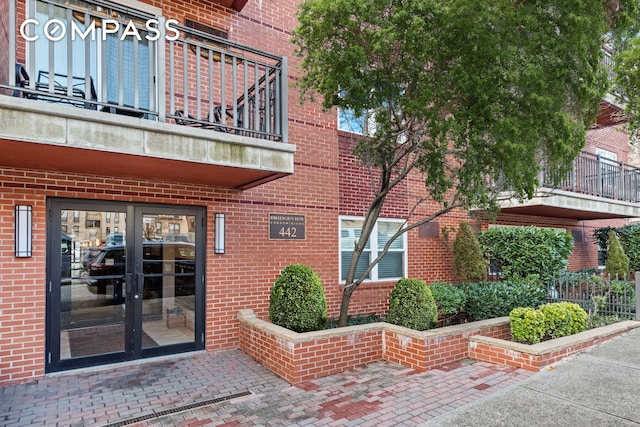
[494, 151, 640, 220]
[0, 0, 293, 189]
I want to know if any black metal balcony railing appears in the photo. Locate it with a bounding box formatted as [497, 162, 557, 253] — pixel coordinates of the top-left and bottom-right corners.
[2, 0, 288, 143]
[543, 151, 640, 203]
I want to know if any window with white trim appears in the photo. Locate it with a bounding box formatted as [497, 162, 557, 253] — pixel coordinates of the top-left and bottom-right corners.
[338, 107, 406, 143]
[338, 108, 375, 135]
[339, 217, 407, 282]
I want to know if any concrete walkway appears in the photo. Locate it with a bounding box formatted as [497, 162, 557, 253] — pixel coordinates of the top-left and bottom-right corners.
[424, 327, 640, 426]
[1, 327, 639, 426]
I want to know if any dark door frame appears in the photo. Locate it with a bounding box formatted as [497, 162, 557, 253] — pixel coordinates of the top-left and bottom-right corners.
[45, 198, 206, 373]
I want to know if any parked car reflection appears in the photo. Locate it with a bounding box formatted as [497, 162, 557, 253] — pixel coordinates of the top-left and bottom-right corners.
[87, 241, 196, 299]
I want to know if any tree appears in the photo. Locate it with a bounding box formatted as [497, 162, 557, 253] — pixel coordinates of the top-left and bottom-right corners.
[453, 222, 487, 282]
[293, 0, 639, 327]
[605, 230, 630, 277]
[615, 36, 640, 142]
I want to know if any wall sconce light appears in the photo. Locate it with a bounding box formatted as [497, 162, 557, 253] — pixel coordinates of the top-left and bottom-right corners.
[215, 213, 225, 254]
[15, 205, 32, 258]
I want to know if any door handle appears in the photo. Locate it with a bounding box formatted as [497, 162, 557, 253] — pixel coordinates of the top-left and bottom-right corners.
[137, 273, 144, 294]
[125, 273, 133, 294]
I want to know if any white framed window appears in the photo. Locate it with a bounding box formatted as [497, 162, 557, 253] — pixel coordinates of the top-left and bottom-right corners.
[338, 107, 406, 143]
[597, 241, 607, 270]
[339, 216, 407, 282]
[595, 148, 617, 162]
[338, 108, 375, 135]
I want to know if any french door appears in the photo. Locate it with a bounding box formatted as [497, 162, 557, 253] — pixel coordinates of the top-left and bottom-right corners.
[46, 199, 205, 372]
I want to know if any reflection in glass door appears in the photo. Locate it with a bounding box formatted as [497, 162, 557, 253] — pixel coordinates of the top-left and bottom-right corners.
[139, 213, 196, 348]
[47, 200, 204, 373]
[59, 209, 127, 360]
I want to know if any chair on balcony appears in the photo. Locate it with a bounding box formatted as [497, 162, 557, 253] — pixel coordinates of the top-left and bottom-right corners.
[13, 64, 31, 98]
[174, 107, 231, 133]
[31, 70, 98, 110]
[101, 105, 147, 118]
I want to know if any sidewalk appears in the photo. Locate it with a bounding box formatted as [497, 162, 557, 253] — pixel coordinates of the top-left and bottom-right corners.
[425, 326, 640, 426]
[2, 328, 638, 426]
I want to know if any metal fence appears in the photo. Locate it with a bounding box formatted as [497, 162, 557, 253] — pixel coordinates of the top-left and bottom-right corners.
[542, 151, 640, 203]
[546, 272, 640, 320]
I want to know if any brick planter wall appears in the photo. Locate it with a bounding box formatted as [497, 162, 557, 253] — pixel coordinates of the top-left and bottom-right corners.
[384, 322, 511, 371]
[239, 310, 384, 383]
[238, 309, 510, 383]
[469, 320, 640, 371]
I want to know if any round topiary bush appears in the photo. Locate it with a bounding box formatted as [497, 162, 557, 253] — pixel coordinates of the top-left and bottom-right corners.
[387, 278, 438, 331]
[510, 302, 588, 344]
[269, 264, 327, 332]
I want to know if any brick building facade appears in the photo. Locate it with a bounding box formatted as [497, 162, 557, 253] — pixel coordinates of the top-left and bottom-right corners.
[0, 0, 637, 385]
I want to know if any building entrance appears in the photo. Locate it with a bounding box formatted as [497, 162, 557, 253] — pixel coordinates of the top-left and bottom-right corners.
[46, 199, 205, 372]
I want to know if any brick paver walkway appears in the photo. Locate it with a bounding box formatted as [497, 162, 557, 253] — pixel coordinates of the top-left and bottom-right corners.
[1, 350, 533, 426]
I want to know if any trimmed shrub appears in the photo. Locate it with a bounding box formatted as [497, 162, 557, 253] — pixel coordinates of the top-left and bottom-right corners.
[605, 230, 630, 278]
[478, 226, 573, 281]
[269, 264, 327, 332]
[387, 278, 438, 331]
[561, 302, 588, 334]
[538, 303, 573, 339]
[453, 222, 488, 281]
[429, 282, 466, 315]
[456, 280, 545, 321]
[510, 302, 588, 344]
[510, 307, 546, 344]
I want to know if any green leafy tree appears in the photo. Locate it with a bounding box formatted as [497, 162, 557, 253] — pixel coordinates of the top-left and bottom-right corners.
[453, 222, 488, 281]
[605, 230, 630, 277]
[293, 0, 638, 327]
[614, 35, 640, 142]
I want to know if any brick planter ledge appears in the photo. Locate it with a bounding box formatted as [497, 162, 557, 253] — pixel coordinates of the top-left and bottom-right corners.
[469, 320, 640, 371]
[238, 309, 510, 384]
[239, 310, 640, 383]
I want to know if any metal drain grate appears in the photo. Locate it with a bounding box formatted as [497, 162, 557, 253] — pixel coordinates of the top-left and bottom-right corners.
[102, 390, 253, 427]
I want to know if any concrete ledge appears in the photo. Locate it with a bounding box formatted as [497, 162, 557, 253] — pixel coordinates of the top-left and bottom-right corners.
[238, 309, 509, 343]
[238, 309, 385, 343]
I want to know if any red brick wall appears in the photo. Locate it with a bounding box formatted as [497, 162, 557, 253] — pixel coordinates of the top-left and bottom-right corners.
[384, 323, 511, 371]
[239, 311, 383, 383]
[585, 124, 629, 164]
[1, 0, 634, 385]
[239, 311, 510, 383]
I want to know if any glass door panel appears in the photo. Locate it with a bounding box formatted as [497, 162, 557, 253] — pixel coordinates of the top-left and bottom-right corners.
[59, 209, 127, 360]
[140, 214, 196, 348]
[48, 200, 203, 373]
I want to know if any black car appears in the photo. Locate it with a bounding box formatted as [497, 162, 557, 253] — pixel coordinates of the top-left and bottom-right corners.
[87, 241, 196, 298]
